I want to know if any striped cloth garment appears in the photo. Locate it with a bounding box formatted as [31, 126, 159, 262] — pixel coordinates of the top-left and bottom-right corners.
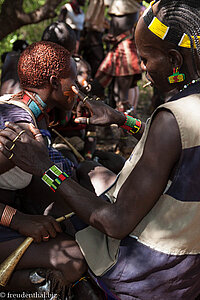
[95, 30, 141, 88]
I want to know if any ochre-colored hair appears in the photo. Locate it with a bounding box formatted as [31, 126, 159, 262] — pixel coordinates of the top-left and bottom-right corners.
[18, 41, 71, 89]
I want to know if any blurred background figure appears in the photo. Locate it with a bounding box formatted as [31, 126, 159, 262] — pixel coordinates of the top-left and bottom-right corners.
[0, 39, 28, 96]
[79, 0, 109, 78]
[93, 0, 142, 114]
[41, 21, 76, 55]
[58, 0, 86, 53]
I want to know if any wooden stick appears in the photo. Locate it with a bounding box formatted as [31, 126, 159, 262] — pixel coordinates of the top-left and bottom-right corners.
[52, 128, 85, 162]
[56, 212, 75, 222]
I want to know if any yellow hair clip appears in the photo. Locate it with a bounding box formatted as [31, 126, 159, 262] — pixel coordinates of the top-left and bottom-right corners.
[143, 2, 200, 49]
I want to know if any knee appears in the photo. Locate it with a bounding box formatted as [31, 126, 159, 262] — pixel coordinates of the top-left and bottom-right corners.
[58, 244, 87, 285]
[62, 255, 87, 285]
[71, 255, 87, 282]
[76, 161, 99, 192]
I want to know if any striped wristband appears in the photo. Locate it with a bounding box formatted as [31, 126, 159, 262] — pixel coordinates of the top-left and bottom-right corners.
[0, 205, 17, 227]
[42, 165, 69, 192]
[121, 114, 142, 135]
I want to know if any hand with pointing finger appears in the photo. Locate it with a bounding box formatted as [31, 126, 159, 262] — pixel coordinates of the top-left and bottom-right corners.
[75, 98, 126, 126]
[71, 85, 126, 126]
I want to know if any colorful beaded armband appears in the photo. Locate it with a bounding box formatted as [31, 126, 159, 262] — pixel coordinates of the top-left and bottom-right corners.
[0, 205, 17, 227]
[121, 114, 142, 135]
[42, 165, 69, 192]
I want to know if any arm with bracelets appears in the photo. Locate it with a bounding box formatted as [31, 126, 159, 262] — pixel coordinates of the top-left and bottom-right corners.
[72, 85, 145, 141]
[0, 200, 62, 243]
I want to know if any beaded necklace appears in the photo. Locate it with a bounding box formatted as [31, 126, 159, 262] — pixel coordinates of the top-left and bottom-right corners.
[179, 78, 200, 92]
[11, 90, 49, 123]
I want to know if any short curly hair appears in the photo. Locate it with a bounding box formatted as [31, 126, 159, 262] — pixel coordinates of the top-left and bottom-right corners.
[18, 41, 71, 89]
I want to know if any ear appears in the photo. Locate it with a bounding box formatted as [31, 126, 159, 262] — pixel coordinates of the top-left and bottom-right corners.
[168, 49, 183, 69]
[49, 75, 60, 90]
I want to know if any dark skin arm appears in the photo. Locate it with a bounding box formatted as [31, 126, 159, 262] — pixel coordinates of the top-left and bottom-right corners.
[75, 98, 145, 141]
[0, 201, 62, 243]
[0, 111, 181, 239]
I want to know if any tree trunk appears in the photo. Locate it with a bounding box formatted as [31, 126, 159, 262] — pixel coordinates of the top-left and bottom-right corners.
[0, 0, 63, 41]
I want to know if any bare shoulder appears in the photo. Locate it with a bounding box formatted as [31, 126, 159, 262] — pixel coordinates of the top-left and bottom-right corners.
[151, 108, 179, 132]
[148, 108, 181, 153]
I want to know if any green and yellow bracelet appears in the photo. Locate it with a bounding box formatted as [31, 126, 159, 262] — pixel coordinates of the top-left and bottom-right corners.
[121, 114, 142, 135]
[42, 165, 69, 192]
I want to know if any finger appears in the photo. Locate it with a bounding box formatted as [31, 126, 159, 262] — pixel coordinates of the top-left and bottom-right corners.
[0, 136, 15, 158]
[44, 222, 57, 238]
[53, 219, 62, 233]
[46, 216, 62, 234]
[33, 234, 42, 243]
[4, 122, 24, 134]
[39, 228, 50, 242]
[0, 127, 21, 144]
[42, 235, 50, 242]
[29, 124, 44, 143]
[74, 117, 88, 124]
[76, 101, 86, 118]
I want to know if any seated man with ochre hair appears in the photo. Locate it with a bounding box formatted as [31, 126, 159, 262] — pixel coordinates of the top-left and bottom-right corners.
[42, 21, 98, 163]
[0, 41, 91, 298]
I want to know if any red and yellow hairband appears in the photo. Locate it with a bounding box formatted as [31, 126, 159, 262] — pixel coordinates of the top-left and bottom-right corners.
[143, 1, 200, 49]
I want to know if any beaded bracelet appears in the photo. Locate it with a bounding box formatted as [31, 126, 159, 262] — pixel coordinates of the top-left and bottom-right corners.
[42, 165, 69, 192]
[0, 205, 17, 227]
[121, 114, 142, 135]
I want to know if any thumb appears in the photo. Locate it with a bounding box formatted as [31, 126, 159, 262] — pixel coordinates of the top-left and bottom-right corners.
[74, 117, 88, 124]
[28, 124, 44, 143]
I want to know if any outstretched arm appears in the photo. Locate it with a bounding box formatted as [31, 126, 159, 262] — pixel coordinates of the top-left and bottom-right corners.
[74, 87, 145, 141]
[0, 112, 181, 239]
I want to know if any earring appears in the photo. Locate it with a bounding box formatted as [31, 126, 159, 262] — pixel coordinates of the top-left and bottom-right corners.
[168, 67, 185, 84]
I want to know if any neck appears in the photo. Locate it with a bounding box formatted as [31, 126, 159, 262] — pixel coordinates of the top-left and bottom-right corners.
[163, 87, 180, 103]
[163, 77, 200, 102]
[21, 90, 49, 122]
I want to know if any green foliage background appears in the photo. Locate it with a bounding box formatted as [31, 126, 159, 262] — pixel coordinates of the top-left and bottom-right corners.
[0, 0, 69, 65]
[0, 0, 148, 66]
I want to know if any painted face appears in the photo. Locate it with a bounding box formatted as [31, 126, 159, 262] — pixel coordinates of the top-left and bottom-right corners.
[57, 57, 77, 111]
[77, 63, 91, 88]
[135, 16, 172, 93]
